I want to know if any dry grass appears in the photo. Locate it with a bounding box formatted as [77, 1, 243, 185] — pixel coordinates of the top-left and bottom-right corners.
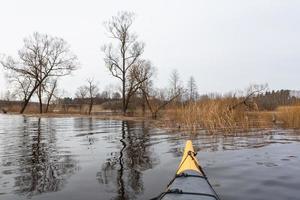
[166, 99, 274, 133]
[276, 106, 300, 129]
[3, 103, 39, 113]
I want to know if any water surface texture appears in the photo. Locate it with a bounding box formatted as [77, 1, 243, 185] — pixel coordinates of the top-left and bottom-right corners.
[0, 114, 300, 200]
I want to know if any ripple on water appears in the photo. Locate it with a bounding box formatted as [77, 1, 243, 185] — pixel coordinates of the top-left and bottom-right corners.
[0, 114, 300, 200]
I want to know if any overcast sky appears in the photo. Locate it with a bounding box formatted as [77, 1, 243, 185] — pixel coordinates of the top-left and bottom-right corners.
[0, 0, 299, 98]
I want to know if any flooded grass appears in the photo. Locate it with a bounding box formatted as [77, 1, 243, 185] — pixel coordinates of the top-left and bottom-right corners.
[166, 100, 276, 133]
[277, 106, 300, 129]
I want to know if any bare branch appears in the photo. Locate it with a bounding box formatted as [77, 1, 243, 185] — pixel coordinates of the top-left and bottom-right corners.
[102, 11, 144, 114]
[0, 32, 79, 113]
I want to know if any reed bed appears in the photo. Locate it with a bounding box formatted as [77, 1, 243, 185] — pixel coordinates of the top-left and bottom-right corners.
[167, 99, 273, 133]
[276, 106, 300, 129]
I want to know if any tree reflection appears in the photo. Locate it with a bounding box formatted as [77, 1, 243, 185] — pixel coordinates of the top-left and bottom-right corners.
[12, 117, 79, 197]
[73, 117, 100, 146]
[97, 121, 157, 200]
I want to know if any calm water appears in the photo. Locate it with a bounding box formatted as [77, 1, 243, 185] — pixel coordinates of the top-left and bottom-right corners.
[0, 114, 300, 200]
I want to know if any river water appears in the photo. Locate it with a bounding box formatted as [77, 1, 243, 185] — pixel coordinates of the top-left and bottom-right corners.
[0, 114, 300, 200]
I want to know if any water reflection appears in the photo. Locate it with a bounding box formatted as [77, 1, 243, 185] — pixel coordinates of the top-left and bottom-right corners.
[74, 117, 99, 146]
[1, 114, 300, 200]
[0, 116, 79, 198]
[97, 121, 158, 200]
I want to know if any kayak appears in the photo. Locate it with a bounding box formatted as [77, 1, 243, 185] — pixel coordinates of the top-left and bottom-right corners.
[152, 140, 220, 200]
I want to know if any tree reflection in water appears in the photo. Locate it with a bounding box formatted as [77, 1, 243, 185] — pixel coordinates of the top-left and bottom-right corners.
[73, 117, 99, 146]
[97, 121, 158, 200]
[11, 117, 79, 197]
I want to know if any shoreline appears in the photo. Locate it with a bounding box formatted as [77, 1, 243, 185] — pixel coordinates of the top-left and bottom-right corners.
[1, 111, 299, 135]
[0, 112, 181, 133]
[1, 112, 150, 121]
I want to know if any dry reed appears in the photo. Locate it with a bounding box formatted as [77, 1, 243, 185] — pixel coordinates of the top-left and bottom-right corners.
[167, 98, 273, 133]
[276, 106, 300, 129]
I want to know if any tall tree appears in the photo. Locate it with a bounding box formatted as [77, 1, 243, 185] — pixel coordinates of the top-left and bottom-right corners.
[1, 32, 78, 113]
[86, 78, 99, 115]
[102, 11, 145, 115]
[75, 86, 88, 113]
[125, 59, 154, 112]
[169, 69, 183, 102]
[44, 78, 58, 113]
[187, 76, 198, 101]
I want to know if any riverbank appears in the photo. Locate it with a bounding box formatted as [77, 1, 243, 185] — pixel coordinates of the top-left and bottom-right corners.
[1, 112, 147, 121]
[2, 107, 299, 135]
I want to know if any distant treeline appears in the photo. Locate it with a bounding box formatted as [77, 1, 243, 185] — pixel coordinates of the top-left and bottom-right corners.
[254, 90, 300, 110]
[1, 89, 299, 114]
[169, 89, 300, 133]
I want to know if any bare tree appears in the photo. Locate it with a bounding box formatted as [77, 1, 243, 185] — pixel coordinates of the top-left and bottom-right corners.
[141, 87, 182, 119]
[86, 78, 99, 115]
[5, 72, 33, 103]
[100, 91, 110, 99]
[75, 85, 88, 113]
[136, 69, 185, 118]
[230, 83, 269, 110]
[1, 32, 78, 113]
[170, 69, 183, 94]
[112, 92, 121, 99]
[187, 76, 198, 101]
[169, 69, 184, 102]
[103, 84, 115, 99]
[36, 80, 44, 113]
[139, 74, 153, 114]
[45, 78, 58, 113]
[124, 59, 154, 112]
[102, 11, 145, 115]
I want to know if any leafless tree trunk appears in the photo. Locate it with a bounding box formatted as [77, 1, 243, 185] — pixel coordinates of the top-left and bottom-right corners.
[1, 32, 78, 113]
[37, 82, 43, 113]
[187, 76, 198, 101]
[75, 86, 88, 114]
[102, 11, 144, 115]
[45, 79, 58, 113]
[123, 59, 154, 112]
[141, 87, 182, 119]
[86, 79, 99, 115]
[169, 69, 183, 103]
[138, 70, 185, 118]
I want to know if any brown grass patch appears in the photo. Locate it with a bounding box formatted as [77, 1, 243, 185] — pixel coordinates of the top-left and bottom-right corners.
[166, 99, 274, 133]
[276, 106, 300, 129]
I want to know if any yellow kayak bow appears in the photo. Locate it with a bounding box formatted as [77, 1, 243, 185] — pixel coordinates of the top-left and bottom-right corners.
[152, 140, 220, 200]
[176, 140, 202, 175]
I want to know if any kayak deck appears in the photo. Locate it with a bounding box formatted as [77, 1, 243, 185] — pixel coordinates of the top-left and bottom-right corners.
[156, 140, 220, 200]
